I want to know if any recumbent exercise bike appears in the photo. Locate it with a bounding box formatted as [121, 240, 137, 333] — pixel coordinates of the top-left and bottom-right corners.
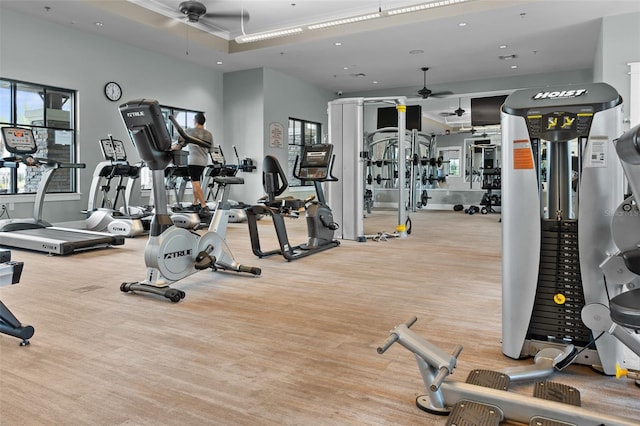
[119, 99, 260, 302]
[245, 144, 340, 261]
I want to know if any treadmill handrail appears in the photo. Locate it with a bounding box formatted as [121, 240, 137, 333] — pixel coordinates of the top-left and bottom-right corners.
[33, 158, 86, 169]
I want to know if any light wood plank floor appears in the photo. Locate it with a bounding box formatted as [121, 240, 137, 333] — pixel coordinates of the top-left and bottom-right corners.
[1, 209, 638, 425]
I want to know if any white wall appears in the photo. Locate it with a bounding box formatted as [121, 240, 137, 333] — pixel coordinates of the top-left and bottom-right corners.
[223, 67, 335, 204]
[223, 68, 264, 204]
[595, 12, 640, 128]
[1, 8, 222, 222]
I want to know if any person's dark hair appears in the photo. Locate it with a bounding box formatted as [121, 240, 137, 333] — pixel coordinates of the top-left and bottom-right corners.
[194, 112, 206, 125]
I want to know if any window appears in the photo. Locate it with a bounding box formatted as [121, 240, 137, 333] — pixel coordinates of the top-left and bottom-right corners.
[0, 78, 76, 195]
[288, 117, 321, 187]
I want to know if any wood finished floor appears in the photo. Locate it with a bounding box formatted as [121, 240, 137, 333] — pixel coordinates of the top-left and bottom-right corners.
[0, 209, 638, 425]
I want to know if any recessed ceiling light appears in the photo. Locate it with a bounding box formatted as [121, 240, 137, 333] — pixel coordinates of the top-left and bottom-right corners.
[511, 65, 518, 69]
[216, 61, 223, 65]
[372, 81, 379, 84]
[499, 45, 508, 49]
[94, 22, 104, 27]
[335, 42, 342, 46]
[458, 22, 467, 27]
[343, 66, 349, 70]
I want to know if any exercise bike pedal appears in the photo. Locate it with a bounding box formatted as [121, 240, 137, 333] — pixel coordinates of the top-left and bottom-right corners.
[444, 400, 503, 426]
[532, 381, 581, 406]
[194, 251, 216, 270]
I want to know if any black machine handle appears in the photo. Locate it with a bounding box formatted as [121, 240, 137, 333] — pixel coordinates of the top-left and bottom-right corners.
[376, 316, 418, 354]
[168, 115, 211, 149]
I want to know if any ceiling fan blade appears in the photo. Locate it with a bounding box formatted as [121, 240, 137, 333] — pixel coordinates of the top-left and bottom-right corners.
[204, 11, 250, 21]
[429, 91, 454, 98]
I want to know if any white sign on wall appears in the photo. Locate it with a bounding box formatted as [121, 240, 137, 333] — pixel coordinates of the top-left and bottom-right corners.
[269, 122, 284, 148]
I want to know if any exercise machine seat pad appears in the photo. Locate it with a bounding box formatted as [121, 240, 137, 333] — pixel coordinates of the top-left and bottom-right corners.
[609, 288, 640, 329]
[622, 248, 640, 275]
[258, 195, 305, 210]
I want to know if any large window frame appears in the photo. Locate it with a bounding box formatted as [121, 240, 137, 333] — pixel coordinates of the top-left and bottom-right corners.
[0, 78, 77, 195]
[288, 117, 321, 187]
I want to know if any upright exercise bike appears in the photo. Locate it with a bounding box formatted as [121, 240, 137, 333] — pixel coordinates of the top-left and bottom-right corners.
[119, 99, 261, 302]
[246, 144, 340, 261]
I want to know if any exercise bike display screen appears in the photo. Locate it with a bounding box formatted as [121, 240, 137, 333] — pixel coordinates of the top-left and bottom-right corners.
[1, 127, 37, 154]
[299, 144, 333, 179]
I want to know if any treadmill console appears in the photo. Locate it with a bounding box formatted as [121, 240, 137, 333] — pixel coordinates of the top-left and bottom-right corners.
[100, 137, 128, 162]
[1, 127, 37, 155]
[210, 146, 224, 164]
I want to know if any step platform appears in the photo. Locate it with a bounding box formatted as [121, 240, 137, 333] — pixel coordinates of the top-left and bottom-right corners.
[466, 369, 510, 390]
[444, 370, 509, 426]
[441, 373, 582, 426]
[529, 416, 577, 426]
[445, 400, 503, 426]
[532, 381, 581, 406]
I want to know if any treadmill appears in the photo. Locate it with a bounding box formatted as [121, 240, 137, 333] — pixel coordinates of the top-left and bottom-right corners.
[0, 127, 125, 255]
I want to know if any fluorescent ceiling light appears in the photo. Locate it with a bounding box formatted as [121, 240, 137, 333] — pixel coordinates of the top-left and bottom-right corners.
[388, 0, 469, 16]
[236, 27, 303, 43]
[235, 0, 470, 44]
[308, 13, 381, 30]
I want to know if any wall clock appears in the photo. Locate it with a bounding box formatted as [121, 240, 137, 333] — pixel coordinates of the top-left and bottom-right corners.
[104, 81, 122, 102]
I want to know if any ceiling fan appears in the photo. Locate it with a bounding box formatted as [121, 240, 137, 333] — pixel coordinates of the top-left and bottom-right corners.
[177, 1, 249, 24]
[439, 98, 466, 117]
[417, 67, 452, 99]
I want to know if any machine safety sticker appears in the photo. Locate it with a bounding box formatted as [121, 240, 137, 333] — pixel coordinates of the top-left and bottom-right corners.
[585, 136, 608, 168]
[513, 139, 534, 170]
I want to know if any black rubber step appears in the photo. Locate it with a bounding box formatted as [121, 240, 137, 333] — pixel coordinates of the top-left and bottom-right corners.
[465, 369, 510, 391]
[532, 381, 581, 406]
[445, 400, 502, 426]
[529, 416, 577, 426]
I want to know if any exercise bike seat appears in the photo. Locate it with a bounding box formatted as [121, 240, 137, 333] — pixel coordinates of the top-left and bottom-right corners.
[258, 195, 306, 210]
[610, 288, 640, 329]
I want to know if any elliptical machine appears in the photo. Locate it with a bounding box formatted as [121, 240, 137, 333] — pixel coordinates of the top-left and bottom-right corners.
[245, 144, 340, 261]
[119, 99, 261, 302]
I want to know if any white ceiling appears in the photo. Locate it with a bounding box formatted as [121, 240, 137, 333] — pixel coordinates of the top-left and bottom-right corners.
[2, 0, 639, 132]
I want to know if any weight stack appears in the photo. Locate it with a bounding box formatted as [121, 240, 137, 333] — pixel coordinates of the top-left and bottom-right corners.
[527, 219, 592, 347]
